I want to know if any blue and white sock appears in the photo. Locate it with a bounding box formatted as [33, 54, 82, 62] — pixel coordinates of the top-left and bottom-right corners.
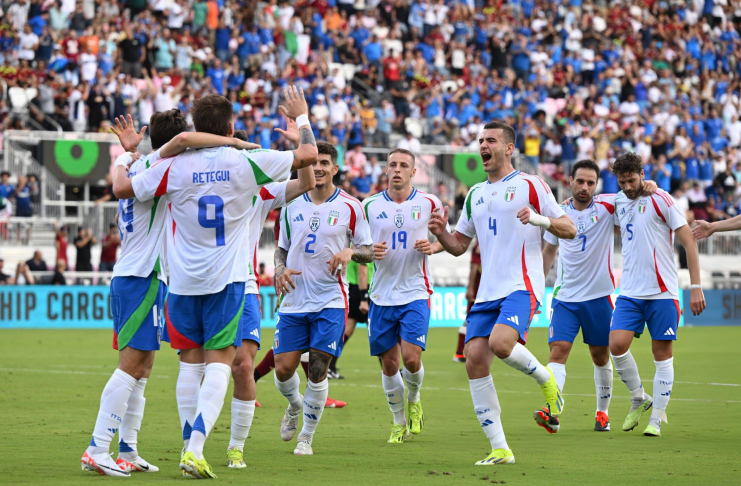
[382, 371, 406, 425]
[176, 362, 205, 450]
[86, 369, 136, 457]
[119, 377, 147, 461]
[402, 364, 424, 403]
[300, 379, 328, 438]
[502, 343, 550, 385]
[470, 375, 508, 450]
[187, 363, 231, 460]
[649, 358, 674, 428]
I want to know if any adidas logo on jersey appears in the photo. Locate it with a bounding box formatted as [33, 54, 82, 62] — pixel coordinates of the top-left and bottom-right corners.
[250, 328, 260, 338]
[506, 315, 520, 326]
[328, 342, 337, 350]
[377, 211, 389, 219]
[664, 328, 675, 336]
[293, 214, 305, 222]
[476, 197, 484, 206]
[417, 335, 426, 344]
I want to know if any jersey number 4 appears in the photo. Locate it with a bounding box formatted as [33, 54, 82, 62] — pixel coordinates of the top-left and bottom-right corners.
[198, 195, 225, 246]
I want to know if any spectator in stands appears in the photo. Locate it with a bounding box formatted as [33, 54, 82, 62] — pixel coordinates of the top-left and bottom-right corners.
[352, 166, 373, 200]
[258, 262, 272, 287]
[366, 156, 383, 184]
[0, 172, 13, 200]
[26, 249, 48, 284]
[14, 175, 32, 218]
[14, 262, 35, 285]
[436, 182, 454, 209]
[52, 259, 66, 286]
[345, 145, 367, 177]
[74, 227, 96, 272]
[99, 224, 120, 272]
[0, 259, 11, 284]
[94, 175, 116, 205]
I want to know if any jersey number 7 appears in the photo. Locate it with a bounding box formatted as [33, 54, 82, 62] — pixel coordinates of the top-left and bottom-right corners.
[198, 195, 225, 246]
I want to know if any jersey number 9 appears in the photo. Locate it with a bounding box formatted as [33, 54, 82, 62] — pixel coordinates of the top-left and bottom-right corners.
[198, 195, 226, 246]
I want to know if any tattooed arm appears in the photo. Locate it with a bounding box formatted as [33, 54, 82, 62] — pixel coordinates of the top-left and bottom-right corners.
[351, 244, 373, 263]
[280, 85, 318, 170]
[326, 244, 374, 276]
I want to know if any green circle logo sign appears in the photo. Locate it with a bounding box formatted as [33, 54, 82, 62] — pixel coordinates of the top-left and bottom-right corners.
[453, 153, 486, 187]
[54, 141, 100, 177]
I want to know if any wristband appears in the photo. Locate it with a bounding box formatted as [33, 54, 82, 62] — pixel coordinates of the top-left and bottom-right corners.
[114, 152, 133, 169]
[296, 114, 310, 128]
[528, 209, 551, 230]
[690, 284, 702, 290]
[361, 292, 370, 302]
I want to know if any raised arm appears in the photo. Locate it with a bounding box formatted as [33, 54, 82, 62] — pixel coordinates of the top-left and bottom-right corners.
[275, 115, 316, 201]
[428, 206, 473, 256]
[675, 224, 706, 316]
[281, 86, 319, 170]
[158, 131, 260, 158]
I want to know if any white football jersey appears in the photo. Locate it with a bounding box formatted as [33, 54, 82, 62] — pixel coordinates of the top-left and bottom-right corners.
[363, 188, 445, 306]
[278, 187, 372, 313]
[544, 194, 616, 302]
[455, 170, 566, 304]
[244, 183, 287, 295]
[113, 151, 167, 283]
[132, 147, 293, 296]
[614, 189, 687, 300]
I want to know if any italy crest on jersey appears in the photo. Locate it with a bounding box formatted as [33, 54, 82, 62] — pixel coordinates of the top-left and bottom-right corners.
[505, 186, 516, 202]
[590, 210, 598, 223]
[412, 206, 421, 220]
[310, 217, 320, 232]
[577, 221, 587, 234]
[638, 200, 647, 214]
[395, 213, 404, 228]
[328, 211, 340, 226]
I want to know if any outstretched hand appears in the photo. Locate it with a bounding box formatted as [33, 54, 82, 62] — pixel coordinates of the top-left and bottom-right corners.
[110, 114, 147, 153]
[274, 114, 300, 144]
[282, 85, 309, 120]
[428, 206, 450, 236]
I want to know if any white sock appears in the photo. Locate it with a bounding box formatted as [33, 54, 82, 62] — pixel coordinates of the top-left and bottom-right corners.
[649, 358, 674, 428]
[228, 398, 256, 452]
[502, 343, 550, 385]
[274, 372, 303, 411]
[469, 376, 508, 450]
[119, 378, 147, 460]
[187, 363, 231, 460]
[547, 362, 566, 392]
[402, 364, 424, 403]
[594, 362, 613, 414]
[611, 350, 648, 407]
[382, 371, 406, 425]
[86, 369, 137, 456]
[176, 362, 205, 450]
[300, 379, 328, 438]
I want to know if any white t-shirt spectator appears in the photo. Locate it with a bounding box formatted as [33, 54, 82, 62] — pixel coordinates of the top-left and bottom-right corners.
[581, 48, 595, 71]
[279, 5, 294, 30]
[451, 47, 466, 70]
[311, 103, 329, 124]
[397, 136, 421, 153]
[68, 89, 86, 123]
[576, 135, 594, 160]
[687, 185, 707, 203]
[728, 119, 741, 147]
[18, 32, 39, 61]
[80, 53, 98, 82]
[328, 98, 349, 125]
[168, 2, 186, 29]
[619, 100, 640, 124]
[8, 3, 29, 31]
[154, 87, 177, 112]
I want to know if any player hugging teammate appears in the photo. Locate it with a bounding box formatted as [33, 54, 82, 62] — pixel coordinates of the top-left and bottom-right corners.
[82, 107, 705, 477]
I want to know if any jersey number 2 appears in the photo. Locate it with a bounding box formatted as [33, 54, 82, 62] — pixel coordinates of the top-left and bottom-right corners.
[198, 196, 225, 246]
[305, 234, 317, 253]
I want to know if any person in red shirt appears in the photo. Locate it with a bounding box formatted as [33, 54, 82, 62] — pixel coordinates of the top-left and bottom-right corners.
[55, 224, 69, 268]
[62, 31, 81, 63]
[99, 224, 120, 272]
[383, 50, 402, 89]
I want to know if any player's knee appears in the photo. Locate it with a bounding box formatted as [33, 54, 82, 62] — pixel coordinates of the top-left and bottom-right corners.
[402, 355, 421, 373]
[274, 363, 295, 382]
[231, 358, 254, 380]
[609, 340, 629, 357]
[490, 340, 514, 360]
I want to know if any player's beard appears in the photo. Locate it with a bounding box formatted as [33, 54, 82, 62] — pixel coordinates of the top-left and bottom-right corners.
[625, 181, 643, 200]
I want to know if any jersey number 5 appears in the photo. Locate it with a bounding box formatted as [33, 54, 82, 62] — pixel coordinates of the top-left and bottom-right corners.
[626, 223, 634, 241]
[198, 195, 225, 246]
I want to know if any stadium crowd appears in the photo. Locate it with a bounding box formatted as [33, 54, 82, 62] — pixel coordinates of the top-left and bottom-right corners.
[1, 0, 741, 226]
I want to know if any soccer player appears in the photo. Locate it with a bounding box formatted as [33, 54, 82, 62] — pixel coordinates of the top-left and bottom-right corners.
[610, 153, 705, 437]
[80, 111, 189, 477]
[539, 159, 658, 433]
[428, 121, 576, 466]
[113, 87, 318, 477]
[225, 116, 316, 468]
[362, 148, 443, 443]
[327, 259, 372, 379]
[273, 141, 373, 456]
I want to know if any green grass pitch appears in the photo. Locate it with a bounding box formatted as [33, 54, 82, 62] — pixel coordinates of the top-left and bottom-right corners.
[1, 327, 739, 485]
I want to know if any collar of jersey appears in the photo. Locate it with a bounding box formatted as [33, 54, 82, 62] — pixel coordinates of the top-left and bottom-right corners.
[382, 187, 416, 202]
[569, 198, 595, 211]
[304, 187, 341, 204]
[486, 170, 520, 184]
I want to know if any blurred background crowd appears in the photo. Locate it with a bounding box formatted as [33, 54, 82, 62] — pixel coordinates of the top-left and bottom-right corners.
[1, 0, 741, 264]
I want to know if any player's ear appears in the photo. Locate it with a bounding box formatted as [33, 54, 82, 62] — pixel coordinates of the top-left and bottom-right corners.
[505, 143, 514, 155]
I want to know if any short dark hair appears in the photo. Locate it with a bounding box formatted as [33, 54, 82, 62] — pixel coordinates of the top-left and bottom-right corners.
[233, 130, 248, 141]
[192, 95, 232, 136]
[317, 141, 338, 164]
[0, 171, 9, 178]
[482, 121, 516, 145]
[149, 109, 187, 150]
[571, 159, 600, 178]
[611, 152, 643, 176]
[387, 148, 415, 166]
